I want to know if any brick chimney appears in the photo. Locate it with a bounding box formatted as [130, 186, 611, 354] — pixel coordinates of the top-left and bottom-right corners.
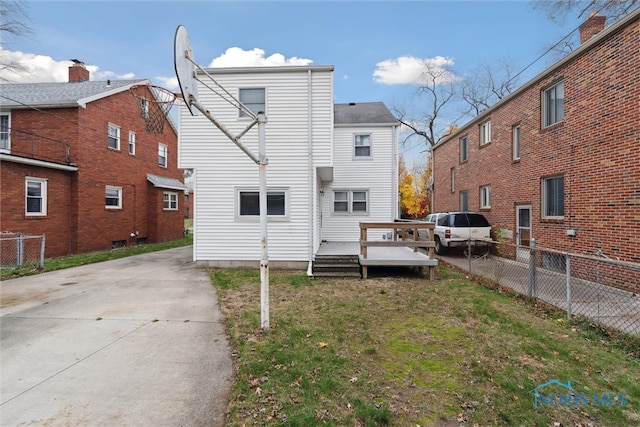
[68, 60, 90, 82]
[579, 12, 607, 44]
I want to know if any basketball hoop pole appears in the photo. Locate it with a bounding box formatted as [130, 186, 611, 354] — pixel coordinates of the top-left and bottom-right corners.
[190, 98, 270, 329]
[174, 25, 270, 330]
[257, 112, 269, 330]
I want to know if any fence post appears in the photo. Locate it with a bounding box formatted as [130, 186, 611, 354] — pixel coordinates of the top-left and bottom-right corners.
[528, 238, 536, 297]
[40, 234, 46, 268]
[17, 233, 24, 267]
[468, 236, 472, 273]
[565, 252, 571, 319]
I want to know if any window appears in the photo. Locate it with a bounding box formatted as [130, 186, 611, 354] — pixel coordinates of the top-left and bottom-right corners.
[108, 123, 120, 150]
[480, 121, 491, 145]
[0, 113, 10, 150]
[459, 191, 468, 212]
[334, 191, 348, 212]
[239, 88, 266, 118]
[450, 167, 456, 193]
[140, 99, 149, 119]
[480, 185, 491, 209]
[543, 80, 564, 127]
[542, 176, 564, 218]
[105, 186, 122, 209]
[26, 178, 47, 216]
[333, 190, 368, 214]
[163, 192, 178, 210]
[158, 143, 168, 167]
[459, 136, 468, 162]
[238, 190, 287, 217]
[512, 125, 521, 160]
[354, 134, 371, 157]
[128, 131, 136, 155]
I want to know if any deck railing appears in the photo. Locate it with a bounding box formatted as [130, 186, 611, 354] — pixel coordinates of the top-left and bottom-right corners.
[359, 221, 437, 279]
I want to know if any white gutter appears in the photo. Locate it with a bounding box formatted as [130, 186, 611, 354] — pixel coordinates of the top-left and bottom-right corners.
[0, 153, 78, 171]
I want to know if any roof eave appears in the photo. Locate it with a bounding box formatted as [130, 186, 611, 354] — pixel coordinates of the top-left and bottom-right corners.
[435, 7, 640, 150]
[78, 79, 150, 107]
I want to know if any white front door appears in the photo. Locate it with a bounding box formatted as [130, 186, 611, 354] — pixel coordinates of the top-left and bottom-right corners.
[516, 205, 531, 262]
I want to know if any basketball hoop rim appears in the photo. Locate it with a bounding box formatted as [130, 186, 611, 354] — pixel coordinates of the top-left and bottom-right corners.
[129, 83, 177, 104]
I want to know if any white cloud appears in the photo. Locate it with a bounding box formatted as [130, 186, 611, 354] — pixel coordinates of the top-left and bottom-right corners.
[208, 47, 313, 67]
[156, 76, 179, 91]
[0, 49, 134, 83]
[373, 55, 459, 86]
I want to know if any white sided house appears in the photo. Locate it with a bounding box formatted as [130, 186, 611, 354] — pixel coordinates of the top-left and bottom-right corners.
[178, 65, 399, 270]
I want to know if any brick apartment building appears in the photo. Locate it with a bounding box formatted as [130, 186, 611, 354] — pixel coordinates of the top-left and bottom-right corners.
[1, 62, 186, 259]
[432, 10, 639, 263]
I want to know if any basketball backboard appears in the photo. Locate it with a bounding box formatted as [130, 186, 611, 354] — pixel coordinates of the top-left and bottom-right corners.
[174, 25, 199, 116]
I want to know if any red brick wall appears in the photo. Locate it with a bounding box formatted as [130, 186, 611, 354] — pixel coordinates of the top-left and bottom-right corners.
[1, 86, 184, 258]
[433, 15, 640, 264]
[0, 163, 76, 256]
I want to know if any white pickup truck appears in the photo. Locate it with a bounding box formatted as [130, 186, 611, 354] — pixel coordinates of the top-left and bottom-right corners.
[425, 212, 492, 255]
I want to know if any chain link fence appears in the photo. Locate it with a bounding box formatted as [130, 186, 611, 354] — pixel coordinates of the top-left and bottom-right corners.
[442, 239, 640, 337]
[0, 232, 46, 272]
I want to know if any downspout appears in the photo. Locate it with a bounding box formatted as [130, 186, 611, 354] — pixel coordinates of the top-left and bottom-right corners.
[393, 124, 398, 218]
[306, 69, 314, 277]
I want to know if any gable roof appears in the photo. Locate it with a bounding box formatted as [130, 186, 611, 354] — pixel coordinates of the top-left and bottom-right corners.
[0, 79, 148, 109]
[334, 102, 399, 127]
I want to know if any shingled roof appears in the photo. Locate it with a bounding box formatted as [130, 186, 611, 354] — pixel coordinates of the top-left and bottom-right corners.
[334, 102, 398, 126]
[0, 79, 148, 109]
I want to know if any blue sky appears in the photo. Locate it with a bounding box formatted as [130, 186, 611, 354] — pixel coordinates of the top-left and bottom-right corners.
[1, 0, 588, 165]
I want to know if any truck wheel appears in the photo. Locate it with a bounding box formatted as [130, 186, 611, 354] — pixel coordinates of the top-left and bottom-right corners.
[434, 236, 446, 255]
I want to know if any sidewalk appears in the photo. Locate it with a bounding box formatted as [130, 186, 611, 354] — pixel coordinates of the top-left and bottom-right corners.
[0, 246, 232, 426]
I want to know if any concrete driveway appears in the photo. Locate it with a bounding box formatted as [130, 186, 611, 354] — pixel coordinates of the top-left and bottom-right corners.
[0, 246, 232, 427]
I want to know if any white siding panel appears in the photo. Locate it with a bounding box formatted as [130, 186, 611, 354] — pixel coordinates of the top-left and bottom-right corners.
[321, 126, 397, 242]
[182, 67, 333, 262]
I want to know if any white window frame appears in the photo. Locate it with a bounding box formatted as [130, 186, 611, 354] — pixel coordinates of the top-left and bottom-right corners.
[105, 186, 123, 209]
[450, 167, 456, 193]
[239, 87, 266, 118]
[480, 185, 491, 209]
[158, 143, 168, 167]
[542, 176, 564, 219]
[542, 80, 564, 128]
[459, 136, 468, 162]
[354, 134, 372, 158]
[0, 112, 10, 151]
[108, 123, 120, 150]
[512, 125, 521, 160]
[480, 120, 491, 145]
[25, 177, 47, 216]
[236, 188, 289, 220]
[332, 189, 369, 215]
[163, 192, 178, 210]
[459, 191, 468, 212]
[128, 131, 136, 155]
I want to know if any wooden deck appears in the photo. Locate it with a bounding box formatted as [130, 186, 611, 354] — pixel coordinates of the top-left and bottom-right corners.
[315, 221, 439, 279]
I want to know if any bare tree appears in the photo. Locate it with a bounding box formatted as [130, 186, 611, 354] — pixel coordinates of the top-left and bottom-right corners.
[392, 59, 463, 212]
[0, 0, 34, 81]
[530, 0, 638, 24]
[393, 60, 460, 151]
[460, 59, 520, 116]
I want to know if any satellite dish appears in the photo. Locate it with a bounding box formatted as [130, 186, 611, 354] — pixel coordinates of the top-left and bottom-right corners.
[174, 25, 199, 116]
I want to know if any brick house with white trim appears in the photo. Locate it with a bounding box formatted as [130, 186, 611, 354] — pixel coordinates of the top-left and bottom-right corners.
[433, 10, 640, 264]
[1, 62, 186, 259]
